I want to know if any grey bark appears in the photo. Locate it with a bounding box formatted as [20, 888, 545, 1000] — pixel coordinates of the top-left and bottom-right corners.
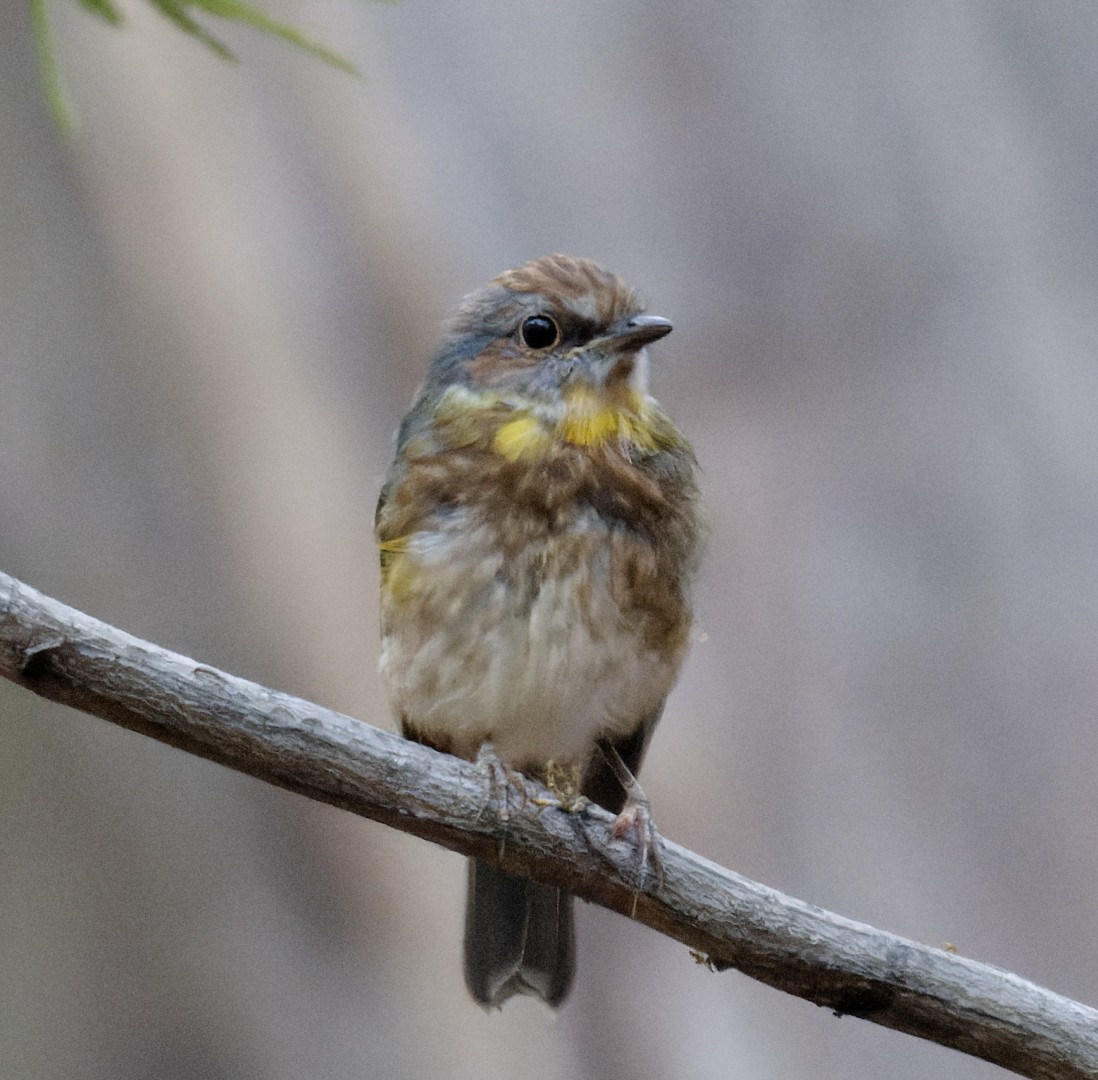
[2, 569, 1096, 1080]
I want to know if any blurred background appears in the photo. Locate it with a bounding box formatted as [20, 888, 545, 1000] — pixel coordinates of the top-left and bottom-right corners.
[3, 2, 1097, 1077]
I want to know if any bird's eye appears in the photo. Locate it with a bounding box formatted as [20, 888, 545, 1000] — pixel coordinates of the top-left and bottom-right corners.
[519, 314, 560, 350]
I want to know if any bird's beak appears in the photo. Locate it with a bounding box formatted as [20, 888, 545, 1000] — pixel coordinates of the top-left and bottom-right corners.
[593, 315, 673, 355]
[572, 315, 673, 390]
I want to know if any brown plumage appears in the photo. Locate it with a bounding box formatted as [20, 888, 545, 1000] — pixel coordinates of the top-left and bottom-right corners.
[376, 255, 701, 1007]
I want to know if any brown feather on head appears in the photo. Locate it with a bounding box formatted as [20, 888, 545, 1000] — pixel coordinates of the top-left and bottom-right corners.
[448, 255, 642, 342]
[491, 254, 642, 326]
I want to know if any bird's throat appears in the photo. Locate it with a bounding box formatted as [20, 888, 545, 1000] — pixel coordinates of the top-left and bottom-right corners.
[491, 386, 653, 460]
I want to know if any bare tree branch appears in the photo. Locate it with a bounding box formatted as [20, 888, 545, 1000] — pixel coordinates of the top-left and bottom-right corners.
[1, 568, 1095, 1079]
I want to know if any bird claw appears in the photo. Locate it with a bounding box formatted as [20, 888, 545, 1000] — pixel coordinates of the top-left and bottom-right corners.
[610, 791, 666, 898]
[475, 743, 529, 856]
[589, 739, 666, 905]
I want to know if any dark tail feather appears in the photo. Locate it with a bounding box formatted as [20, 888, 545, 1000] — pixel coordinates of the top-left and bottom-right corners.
[463, 859, 575, 1008]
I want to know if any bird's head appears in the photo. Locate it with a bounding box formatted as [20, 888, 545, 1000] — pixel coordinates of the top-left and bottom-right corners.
[419, 255, 676, 456]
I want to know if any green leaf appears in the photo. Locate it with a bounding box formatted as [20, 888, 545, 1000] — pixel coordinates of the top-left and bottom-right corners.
[29, 0, 76, 134]
[146, 0, 237, 62]
[34, 0, 368, 135]
[77, 0, 125, 26]
[188, 0, 360, 74]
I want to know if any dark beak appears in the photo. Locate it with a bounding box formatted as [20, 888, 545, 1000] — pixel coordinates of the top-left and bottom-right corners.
[568, 314, 673, 390]
[594, 315, 673, 355]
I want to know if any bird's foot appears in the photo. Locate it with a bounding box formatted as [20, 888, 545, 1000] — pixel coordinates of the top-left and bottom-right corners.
[474, 743, 530, 857]
[596, 740, 666, 903]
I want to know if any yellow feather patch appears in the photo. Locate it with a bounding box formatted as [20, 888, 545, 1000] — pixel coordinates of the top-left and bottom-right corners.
[558, 386, 659, 450]
[493, 415, 552, 461]
[559, 408, 619, 446]
[379, 547, 430, 606]
[380, 551, 407, 598]
[378, 536, 410, 588]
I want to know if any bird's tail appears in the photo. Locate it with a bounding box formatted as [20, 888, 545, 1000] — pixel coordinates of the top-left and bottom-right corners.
[463, 859, 575, 1008]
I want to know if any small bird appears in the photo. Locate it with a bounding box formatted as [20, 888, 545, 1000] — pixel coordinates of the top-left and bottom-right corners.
[376, 254, 701, 1007]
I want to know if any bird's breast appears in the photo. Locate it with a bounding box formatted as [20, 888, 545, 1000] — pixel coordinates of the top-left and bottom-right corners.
[378, 448, 692, 767]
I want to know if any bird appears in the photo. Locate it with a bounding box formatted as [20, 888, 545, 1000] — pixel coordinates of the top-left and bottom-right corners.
[376, 254, 701, 1007]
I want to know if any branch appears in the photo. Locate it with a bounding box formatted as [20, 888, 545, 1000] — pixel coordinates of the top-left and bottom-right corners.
[1, 570, 1095, 1079]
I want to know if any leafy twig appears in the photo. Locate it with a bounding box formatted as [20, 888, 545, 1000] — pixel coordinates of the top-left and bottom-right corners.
[29, 0, 363, 132]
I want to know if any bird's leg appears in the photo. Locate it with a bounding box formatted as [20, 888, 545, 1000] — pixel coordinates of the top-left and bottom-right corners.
[595, 738, 665, 895]
[474, 742, 529, 859]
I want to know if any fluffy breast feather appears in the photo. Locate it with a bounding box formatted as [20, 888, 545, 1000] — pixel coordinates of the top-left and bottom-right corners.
[377, 421, 699, 769]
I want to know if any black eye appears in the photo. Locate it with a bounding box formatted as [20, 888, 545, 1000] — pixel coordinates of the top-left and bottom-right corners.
[520, 314, 560, 350]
